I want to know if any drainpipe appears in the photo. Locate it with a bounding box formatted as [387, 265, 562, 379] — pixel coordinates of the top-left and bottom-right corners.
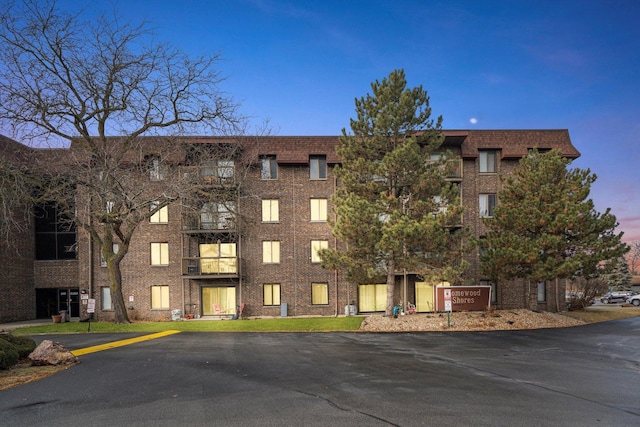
[88, 197, 94, 299]
[333, 173, 339, 317]
[292, 166, 297, 316]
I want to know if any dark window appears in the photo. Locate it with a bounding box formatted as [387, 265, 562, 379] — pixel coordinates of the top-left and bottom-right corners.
[310, 155, 327, 179]
[34, 202, 77, 260]
[260, 155, 278, 179]
[479, 150, 498, 173]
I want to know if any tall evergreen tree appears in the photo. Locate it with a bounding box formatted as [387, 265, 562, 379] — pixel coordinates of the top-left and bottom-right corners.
[603, 256, 633, 290]
[320, 70, 467, 316]
[480, 149, 628, 294]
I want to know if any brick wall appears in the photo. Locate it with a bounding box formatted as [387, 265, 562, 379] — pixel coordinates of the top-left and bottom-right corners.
[2, 131, 578, 321]
[0, 194, 35, 322]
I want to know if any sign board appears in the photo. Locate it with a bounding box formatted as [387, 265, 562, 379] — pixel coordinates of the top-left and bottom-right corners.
[443, 288, 452, 312]
[87, 298, 96, 314]
[435, 286, 491, 312]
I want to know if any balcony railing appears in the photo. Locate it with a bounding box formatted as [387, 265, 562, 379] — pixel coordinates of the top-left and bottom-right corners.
[182, 256, 243, 277]
[180, 165, 236, 186]
[182, 214, 236, 233]
[444, 159, 462, 180]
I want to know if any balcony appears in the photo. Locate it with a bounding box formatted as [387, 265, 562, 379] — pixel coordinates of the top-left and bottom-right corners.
[182, 256, 244, 278]
[180, 165, 236, 186]
[181, 214, 237, 234]
[444, 159, 462, 181]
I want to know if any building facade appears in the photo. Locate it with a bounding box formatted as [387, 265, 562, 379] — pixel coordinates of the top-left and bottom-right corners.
[0, 130, 580, 322]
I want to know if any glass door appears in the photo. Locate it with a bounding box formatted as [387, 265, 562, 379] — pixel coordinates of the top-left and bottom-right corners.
[202, 287, 236, 315]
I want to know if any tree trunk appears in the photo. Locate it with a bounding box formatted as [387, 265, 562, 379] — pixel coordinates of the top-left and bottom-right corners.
[386, 257, 396, 316]
[107, 258, 131, 324]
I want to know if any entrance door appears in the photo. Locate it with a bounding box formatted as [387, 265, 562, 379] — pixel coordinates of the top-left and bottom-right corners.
[58, 289, 69, 314]
[57, 288, 80, 318]
[202, 287, 236, 315]
[69, 288, 80, 317]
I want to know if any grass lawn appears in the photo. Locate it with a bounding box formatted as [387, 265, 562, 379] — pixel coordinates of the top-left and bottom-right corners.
[561, 305, 640, 323]
[12, 316, 365, 335]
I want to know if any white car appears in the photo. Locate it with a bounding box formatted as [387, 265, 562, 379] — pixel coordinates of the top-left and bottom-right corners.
[627, 294, 640, 307]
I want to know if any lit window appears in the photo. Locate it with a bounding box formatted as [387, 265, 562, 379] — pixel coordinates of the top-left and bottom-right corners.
[260, 155, 278, 179]
[262, 241, 281, 264]
[310, 198, 327, 222]
[310, 155, 327, 179]
[311, 240, 328, 263]
[479, 194, 496, 217]
[199, 243, 237, 274]
[262, 199, 279, 222]
[151, 285, 170, 309]
[150, 242, 169, 266]
[263, 283, 281, 306]
[312, 283, 328, 305]
[150, 203, 168, 223]
[479, 150, 497, 173]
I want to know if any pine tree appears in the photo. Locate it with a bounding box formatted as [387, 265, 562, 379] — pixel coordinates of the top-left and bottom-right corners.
[603, 256, 633, 290]
[320, 70, 467, 316]
[481, 149, 628, 289]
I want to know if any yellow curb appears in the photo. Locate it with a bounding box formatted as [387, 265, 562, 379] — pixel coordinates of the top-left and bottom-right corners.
[71, 330, 181, 356]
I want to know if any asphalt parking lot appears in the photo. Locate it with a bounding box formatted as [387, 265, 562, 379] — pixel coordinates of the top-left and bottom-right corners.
[1, 317, 639, 426]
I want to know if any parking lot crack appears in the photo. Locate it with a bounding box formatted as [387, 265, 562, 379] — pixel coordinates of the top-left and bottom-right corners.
[295, 389, 402, 426]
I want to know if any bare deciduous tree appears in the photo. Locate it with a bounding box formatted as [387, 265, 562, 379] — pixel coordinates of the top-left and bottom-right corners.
[0, 0, 244, 323]
[626, 241, 640, 275]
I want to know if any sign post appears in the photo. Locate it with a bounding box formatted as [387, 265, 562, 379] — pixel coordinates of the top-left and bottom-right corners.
[443, 288, 452, 327]
[87, 298, 95, 332]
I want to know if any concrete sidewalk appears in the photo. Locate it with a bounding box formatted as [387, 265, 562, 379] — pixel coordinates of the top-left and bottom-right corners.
[0, 318, 64, 332]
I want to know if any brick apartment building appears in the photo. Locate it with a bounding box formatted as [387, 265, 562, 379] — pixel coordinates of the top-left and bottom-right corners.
[0, 129, 580, 323]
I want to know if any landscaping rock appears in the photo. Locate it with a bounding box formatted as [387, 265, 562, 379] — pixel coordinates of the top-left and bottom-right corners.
[28, 340, 79, 366]
[359, 309, 586, 332]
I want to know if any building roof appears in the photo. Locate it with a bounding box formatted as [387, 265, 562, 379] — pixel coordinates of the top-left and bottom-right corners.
[4, 129, 580, 166]
[458, 129, 580, 159]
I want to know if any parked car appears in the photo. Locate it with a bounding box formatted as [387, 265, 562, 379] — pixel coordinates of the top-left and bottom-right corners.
[600, 291, 637, 304]
[627, 294, 640, 306]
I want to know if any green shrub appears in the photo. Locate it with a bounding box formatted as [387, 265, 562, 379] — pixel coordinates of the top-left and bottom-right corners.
[0, 334, 36, 358]
[0, 338, 20, 370]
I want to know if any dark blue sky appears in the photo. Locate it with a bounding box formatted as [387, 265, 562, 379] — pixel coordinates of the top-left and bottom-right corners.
[58, 0, 640, 242]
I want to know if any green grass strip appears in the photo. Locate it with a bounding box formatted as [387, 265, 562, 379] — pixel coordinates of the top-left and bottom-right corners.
[14, 316, 365, 335]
